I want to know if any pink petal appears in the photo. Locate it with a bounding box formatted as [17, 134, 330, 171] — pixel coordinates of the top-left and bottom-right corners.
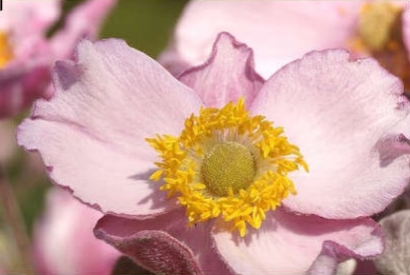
[179, 32, 264, 108]
[212, 209, 383, 275]
[34, 188, 120, 275]
[159, 1, 362, 78]
[250, 50, 410, 219]
[50, 0, 118, 59]
[18, 39, 202, 216]
[94, 209, 232, 275]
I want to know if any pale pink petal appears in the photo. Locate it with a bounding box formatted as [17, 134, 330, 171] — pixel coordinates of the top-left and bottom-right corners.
[179, 32, 264, 108]
[94, 209, 232, 275]
[159, 1, 362, 78]
[34, 188, 120, 275]
[50, 0, 118, 59]
[213, 209, 383, 275]
[250, 50, 410, 219]
[18, 39, 202, 216]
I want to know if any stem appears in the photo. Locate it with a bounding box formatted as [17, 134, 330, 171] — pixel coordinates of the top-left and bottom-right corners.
[0, 164, 33, 273]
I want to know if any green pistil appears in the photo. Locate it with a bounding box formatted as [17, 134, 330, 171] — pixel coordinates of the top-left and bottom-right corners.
[201, 142, 256, 197]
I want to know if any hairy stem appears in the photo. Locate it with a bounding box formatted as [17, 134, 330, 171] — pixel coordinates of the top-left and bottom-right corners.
[0, 164, 33, 273]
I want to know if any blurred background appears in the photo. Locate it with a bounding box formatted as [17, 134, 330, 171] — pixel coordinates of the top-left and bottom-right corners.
[101, 0, 188, 57]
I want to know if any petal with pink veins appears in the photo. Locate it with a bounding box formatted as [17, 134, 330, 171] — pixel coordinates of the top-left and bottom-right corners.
[179, 32, 264, 108]
[250, 50, 410, 219]
[212, 209, 383, 275]
[18, 39, 203, 217]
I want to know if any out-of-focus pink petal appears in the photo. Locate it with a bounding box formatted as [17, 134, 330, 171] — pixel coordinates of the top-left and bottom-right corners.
[34, 188, 120, 275]
[0, 0, 115, 118]
[212, 209, 383, 275]
[159, 1, 362, 78]
[178, 32, 264, 108]
[0, 35, 54, 118]
[0, 0, 60, 40]
[250, 50, 410, 219]
[18, 39, 202, 216]
[50, 0, 117, 59]
[94, 209, 232, 275]
[0, 65, 51, 118]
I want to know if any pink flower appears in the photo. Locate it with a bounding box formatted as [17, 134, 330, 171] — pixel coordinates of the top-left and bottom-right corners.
[160, 0, 410, 92]
[33, 188, 120, 275]
[0, 0, 117, 118]
[18, 33, 410, 274]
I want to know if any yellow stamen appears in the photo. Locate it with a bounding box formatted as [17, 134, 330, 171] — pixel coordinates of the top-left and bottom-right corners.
[146, 98, 308, 236]
[0, 32, 13, 68]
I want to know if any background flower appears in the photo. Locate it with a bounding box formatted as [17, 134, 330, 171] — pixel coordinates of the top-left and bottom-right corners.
[160, 0, 410, 94]
[0, 0, 117, 118]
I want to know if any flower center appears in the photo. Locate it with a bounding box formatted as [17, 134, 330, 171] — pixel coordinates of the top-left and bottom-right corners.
[146, 99, 308, 236]
[349, 2, 410, 93]
[201, 142, 256, 197]
[0, 31, 13, 68]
